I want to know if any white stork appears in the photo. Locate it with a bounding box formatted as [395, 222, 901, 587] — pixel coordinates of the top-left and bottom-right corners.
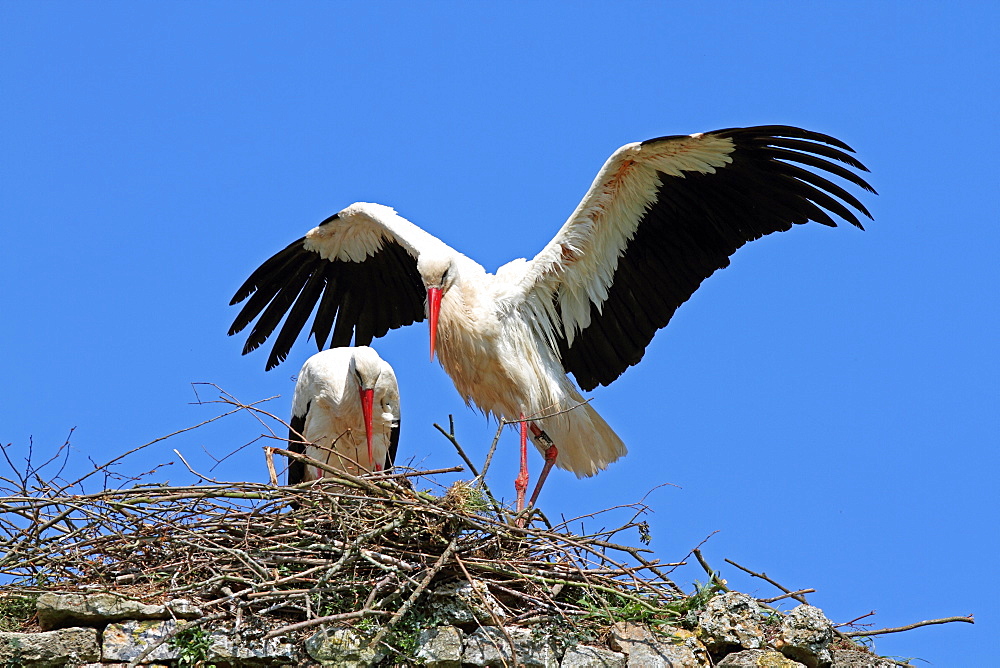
[231, 126, 875, 508]
[287, 346, 400, 484]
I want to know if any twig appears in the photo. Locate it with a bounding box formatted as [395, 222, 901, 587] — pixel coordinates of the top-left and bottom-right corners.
[477, 422, 507, 484]
[513, 398, 593, 423]
[266, 446, 394, 496]
[173, 449, 223, 484]
[264, 447, 279, 486]
[725, 557, 811, 605]
[58, 407, 255, 494]
[692, 549, 730, 592]
[835, 610, 876, 629]
[759, 589, 816, 604]
[668, 530, 719, 576]
[842, 615, 974, 637]
[265, 610, 391, 639]
[367, 466, 464, 480]
[433, 416, 480, 477]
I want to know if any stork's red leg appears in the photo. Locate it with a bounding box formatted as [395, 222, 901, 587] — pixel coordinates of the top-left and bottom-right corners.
[527, 424, 557, 508]
[514, 413, 529, 513]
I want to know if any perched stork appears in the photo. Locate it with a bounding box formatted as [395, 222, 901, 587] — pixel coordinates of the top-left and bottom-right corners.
[231, 126, 875, 507]
[287, 346, 400, 484]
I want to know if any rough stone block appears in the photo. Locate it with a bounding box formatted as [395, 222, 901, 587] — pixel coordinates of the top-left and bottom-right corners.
[103, 619, 180, 662]
[776, 605, 834, 668]
[206, 629, 298, 664]
[609, 621, 710, 667]
[415, 625, 463, 667]
[428, 579, 507, 624]
[36, 592, 202, 630]
[831, 649, 909, 667]
[697, 592, 765, 652]
[101, 619, 298, 666]
[561, 643, 627, 667]
[78, 664, 169, 668]
[0, 627, 100, 667]
[462, 625, 559, 667]
[718, 648, 806, 666]
[305, 625, 383, 667]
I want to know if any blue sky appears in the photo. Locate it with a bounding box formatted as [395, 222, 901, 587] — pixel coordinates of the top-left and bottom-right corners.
[2, 3, 997, 664]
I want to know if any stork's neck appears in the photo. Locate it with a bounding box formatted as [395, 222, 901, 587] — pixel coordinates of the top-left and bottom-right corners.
[445, 261, 500, 314]
[435, 262, 500, 359]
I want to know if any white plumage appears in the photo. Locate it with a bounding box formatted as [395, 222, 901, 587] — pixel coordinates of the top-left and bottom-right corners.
[231, 125, 875, 491]
[287, 346, 400, 484]
[416, 249, 625, 477]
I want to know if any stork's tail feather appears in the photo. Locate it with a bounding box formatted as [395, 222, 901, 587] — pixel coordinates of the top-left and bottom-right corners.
[532, 394, 627, 478]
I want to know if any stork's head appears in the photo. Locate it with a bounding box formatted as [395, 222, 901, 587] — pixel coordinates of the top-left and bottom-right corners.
[349, 347, 398, 471]
[416, 253, 457, 361]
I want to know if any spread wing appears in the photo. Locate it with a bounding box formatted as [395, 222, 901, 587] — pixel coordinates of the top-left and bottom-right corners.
[229, 203, 451, 370]
[517, 125, 876, 391]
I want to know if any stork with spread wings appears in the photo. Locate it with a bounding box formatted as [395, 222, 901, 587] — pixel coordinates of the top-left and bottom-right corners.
[231, 125, 875, 509]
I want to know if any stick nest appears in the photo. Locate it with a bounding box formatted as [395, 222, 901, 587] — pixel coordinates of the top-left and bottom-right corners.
[0, 456, 687, 657]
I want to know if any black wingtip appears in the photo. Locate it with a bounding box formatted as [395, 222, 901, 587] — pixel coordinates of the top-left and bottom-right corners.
[265, 350, 286, 371]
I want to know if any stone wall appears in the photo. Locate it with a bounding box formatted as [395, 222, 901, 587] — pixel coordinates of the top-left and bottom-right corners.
[0, 590, 907, 667]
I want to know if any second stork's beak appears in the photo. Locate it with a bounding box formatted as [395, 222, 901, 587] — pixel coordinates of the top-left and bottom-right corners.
[427, 286, 442, 361]
[358, 387, 376, 471]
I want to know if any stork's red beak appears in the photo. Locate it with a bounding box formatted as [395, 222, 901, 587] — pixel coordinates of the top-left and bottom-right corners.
[427, 286, 442, 361]
[358, 387, 377, 471]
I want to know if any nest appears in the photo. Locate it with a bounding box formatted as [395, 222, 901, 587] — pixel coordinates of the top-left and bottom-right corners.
[0, 413, 688, 662]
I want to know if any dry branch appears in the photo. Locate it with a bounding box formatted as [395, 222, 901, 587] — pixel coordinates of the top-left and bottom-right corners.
[725, 557, 811, 606]
[842, 616, 975, 637]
